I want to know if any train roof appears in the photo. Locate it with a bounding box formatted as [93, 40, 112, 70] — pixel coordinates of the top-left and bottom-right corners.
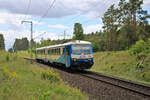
[36, 40, 91, 50]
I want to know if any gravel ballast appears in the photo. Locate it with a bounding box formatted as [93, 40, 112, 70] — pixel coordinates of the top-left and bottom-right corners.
[30, 60, 150, 100]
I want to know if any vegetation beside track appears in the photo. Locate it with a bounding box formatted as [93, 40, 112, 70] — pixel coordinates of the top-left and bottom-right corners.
[91, 51, 150, 85]
[0, 51, 87, 100]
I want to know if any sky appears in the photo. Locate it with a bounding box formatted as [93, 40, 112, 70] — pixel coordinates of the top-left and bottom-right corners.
[0, 0, 150, 50]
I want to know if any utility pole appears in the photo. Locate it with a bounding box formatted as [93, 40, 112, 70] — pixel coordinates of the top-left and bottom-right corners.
[64, 30, 66, 40]
[21, 20, 33, 59]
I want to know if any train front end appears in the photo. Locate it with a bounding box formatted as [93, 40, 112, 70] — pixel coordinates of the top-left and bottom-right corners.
[71, 43, 94, 69]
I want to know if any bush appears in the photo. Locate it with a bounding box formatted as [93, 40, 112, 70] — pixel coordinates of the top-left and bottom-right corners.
[92, 41, 100, 52]
[129, 39, 150, 61]
[129, 40, 149, 58]
[41, 69, 61, 82]
[129, 39, 150, 70]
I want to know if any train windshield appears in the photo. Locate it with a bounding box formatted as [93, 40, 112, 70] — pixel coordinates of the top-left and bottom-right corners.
[72, 44, 91, 54]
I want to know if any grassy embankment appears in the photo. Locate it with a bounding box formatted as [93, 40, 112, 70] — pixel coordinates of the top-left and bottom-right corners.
[0, 51, 87, 100]
[91, 51, 150, 85]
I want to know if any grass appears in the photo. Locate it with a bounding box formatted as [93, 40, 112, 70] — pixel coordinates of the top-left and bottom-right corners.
[0, 51, 87, 100]
[91, 51, 150, 85]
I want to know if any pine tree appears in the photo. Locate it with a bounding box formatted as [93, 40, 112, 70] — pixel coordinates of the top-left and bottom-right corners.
[102, 5, 119, 51]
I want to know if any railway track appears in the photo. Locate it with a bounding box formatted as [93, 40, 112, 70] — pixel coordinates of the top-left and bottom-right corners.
[25, 58, 150, 99]
[79, 71, 150, 97]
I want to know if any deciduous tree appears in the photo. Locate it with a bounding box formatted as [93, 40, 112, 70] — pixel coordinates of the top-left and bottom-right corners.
[0, 34, 5, 50]
[73, 23, 84, 40]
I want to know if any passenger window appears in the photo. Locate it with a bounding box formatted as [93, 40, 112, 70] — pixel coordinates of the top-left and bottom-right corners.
[66, 48, 70, 55]
[62, 48, 65, 55]
[48, 50, 50, 54]
[58, 48, 60, 55]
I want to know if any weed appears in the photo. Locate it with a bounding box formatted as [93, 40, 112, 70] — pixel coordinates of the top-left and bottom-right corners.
[39, 91, 51, 100]
[41, 69, 61, 82]
[5, 54, 10, 62]
[91, 51, 150, 85]
[136, 62, 144, 70]
[0, 51, 87, 100]
[0, 67, 20, 80]
[31, 70, 37, 77]
[13, 53, 18, 60]
[0, 67, 10, 80]
[106, 52, 110, 57]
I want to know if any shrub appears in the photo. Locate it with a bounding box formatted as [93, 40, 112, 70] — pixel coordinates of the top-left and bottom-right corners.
[129, 39, 150, 70]
[129, 40, 149, 58]
[92, 41, 100, 52]
[41, 69, 61, 82]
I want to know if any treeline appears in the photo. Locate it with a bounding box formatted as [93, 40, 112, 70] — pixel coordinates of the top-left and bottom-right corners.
[0, 34, 5, 51]
[36, 38, 71, 48]
[83, 0, 150, 52]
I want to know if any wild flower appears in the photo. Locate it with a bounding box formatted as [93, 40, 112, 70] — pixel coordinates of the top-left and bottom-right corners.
[10, 72, 15, 74]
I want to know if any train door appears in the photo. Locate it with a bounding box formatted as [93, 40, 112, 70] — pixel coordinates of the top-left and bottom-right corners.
[65, 46, 71, 67]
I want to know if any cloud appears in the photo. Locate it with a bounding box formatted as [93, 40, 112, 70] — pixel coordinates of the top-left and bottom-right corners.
[143, 0, 150, 7]
[48, 24, 69, 30]
[0, 12, 26, 30]
[84, 24, 103, 34]
[0, 11, 44, 32]
[0, 0, 149, 19]
[32, 20, 44, 25]
[0, 0, 119, 19]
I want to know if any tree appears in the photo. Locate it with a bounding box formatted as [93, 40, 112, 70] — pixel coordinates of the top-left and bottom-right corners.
[13, 38, 29, 52]
[102, 4, 120, 51]
[8, 48, 13, 53]
[30, 39, 36, 48]
[101, 0, 150, 51]
[117, 0, 150, 50]
[118, 24, 138, 50]
[0, 34, 5, 50]
[73, 23, 84, 40]
[118, 0, 149, 27]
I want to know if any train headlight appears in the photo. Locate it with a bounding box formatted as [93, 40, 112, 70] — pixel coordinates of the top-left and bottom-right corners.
[88, 58, 91, 61]
[73, 58, 77, 61]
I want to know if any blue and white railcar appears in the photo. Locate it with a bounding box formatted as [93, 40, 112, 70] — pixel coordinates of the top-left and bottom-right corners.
[35, 40, 94, 69]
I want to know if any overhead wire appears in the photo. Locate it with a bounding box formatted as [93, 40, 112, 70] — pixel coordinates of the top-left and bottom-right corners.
[31, 0, 109, 41]
[7, 0, 32, 50]
[29, 0, 56, 42]
[81, 0, 110, 25]
[64, 0, 107, 26]
[23, 0, 32, 21]
[35, 0, 107, 40]
[38, 0, 56, 23]
[62, 0, 110, 38]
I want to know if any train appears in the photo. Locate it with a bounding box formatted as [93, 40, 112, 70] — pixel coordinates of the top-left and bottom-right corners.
[35, 40, 94, 70]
